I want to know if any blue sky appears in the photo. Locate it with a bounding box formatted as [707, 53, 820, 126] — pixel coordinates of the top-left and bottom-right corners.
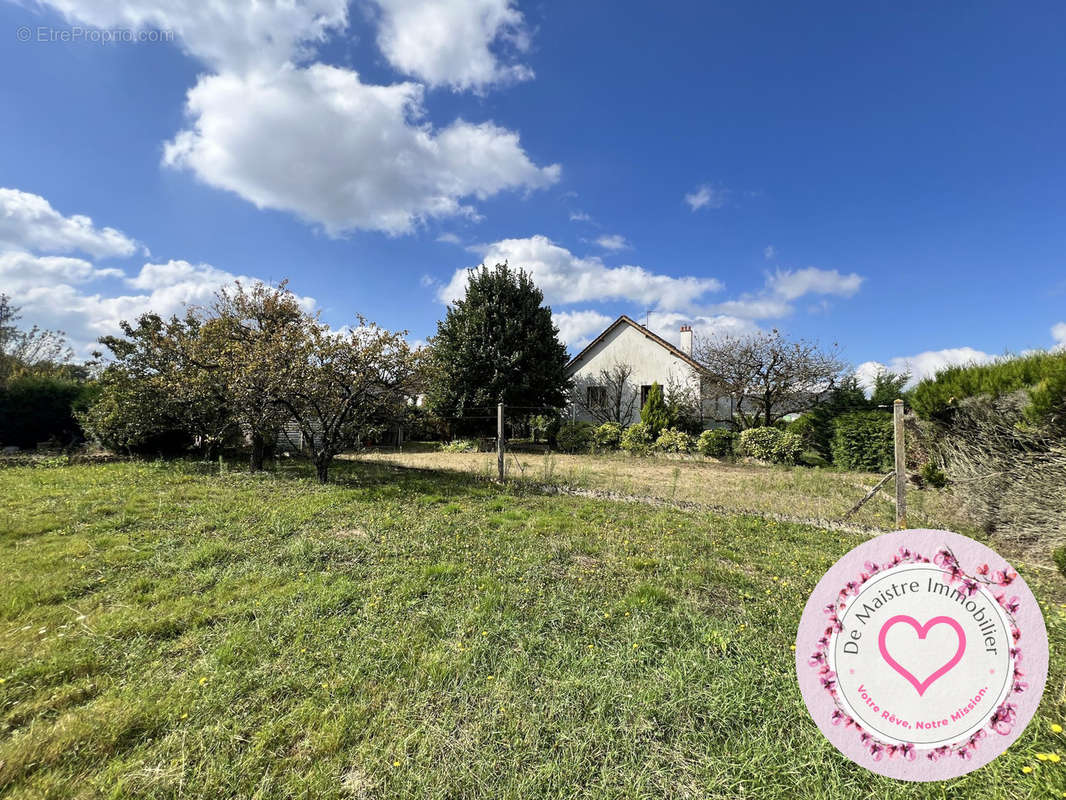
[2, 0, 1064, 385]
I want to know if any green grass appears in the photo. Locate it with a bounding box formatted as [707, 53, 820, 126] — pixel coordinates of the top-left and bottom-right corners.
[0, 460, 1063, 799]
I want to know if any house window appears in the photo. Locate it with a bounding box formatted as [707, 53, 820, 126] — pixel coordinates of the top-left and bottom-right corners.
[640, 384, 653, 408]
[587, 385, 607, 408]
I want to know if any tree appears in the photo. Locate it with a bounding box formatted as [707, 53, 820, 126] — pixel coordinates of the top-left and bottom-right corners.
[573, 361, 640, 424]
[664, 375, 703, 433]
[640, 382, 670, 437]
[270, 315, 415, 483]
[870, 368, 911, 407]
[88, 313, 235, 455]
[205, 282, 307, 471]
[695, 329, 847, 429]
[426, 263, 571, 433]
[804, 375, 870, 459]
[0, 294, 76, 386]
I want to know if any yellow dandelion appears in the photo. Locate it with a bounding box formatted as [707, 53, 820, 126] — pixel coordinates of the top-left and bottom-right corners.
[198, 677, 208, 685]
[393, 761, 400, 767]
[180, 712, 188, 719]
[1053, 723, 1064, 734]
[632, 643, 639, 649]
[1037, 754, 1050, 761]
[321, 682, 329, 689]
[1050, 753, 1061, 763]
[486, 675, 495, 680]
[1021, 765, 1033, 774]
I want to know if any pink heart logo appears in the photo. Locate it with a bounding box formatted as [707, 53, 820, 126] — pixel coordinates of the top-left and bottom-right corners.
[877, 614, 967, 696]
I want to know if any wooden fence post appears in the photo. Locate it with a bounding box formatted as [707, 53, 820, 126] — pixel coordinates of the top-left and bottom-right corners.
[894, 398, 906, 528]
[497, 402, 505, 482]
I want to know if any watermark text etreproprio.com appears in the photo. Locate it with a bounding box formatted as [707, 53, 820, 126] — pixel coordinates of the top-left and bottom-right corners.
[15, 25, 175, 44]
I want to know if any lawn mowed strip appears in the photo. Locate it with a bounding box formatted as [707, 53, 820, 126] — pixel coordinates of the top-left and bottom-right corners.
[0, 461, 1063, 799]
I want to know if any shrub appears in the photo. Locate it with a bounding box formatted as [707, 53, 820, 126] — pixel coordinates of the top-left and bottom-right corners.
[697, 428, 735, 458]
[919, 461, 948, 488]
[655, 428, 694, 454]
[1053, 546, 1066, 580]
[439, 439, 478, 453]
[737, 427, 803, 464]
[0, 374, 92, 449]
[640, 383, 670, 438]
[786, 414, 817, 450]
[592, 422, 623, 451]
[910, 349, 1066, 423]
[620, 422, 653, 455]
[555, 421, 596, 453]
[830, 411, 893, 472]
[805, 377, 871, 459]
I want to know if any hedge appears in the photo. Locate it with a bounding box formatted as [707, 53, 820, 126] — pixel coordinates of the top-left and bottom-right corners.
[830, 411, 893, 472]
[910, 350, 1066, 422]
[0, 375, 93, 449]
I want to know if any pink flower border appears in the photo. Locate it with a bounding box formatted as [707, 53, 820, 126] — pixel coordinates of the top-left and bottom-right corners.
[807, 545, 1026, 762]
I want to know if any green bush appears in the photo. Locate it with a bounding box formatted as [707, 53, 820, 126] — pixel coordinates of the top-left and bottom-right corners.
[1053, 546, 1066, 580]
[830, 411, 893, 472]
[556, 421, 596, 453]
[920, 461, 948, 488]
[737, 427, 803, 464]
[439, 439, 478, 453]
[655, 428, 694, 454]
[0, 375, 93, 449]
[910, 350, 1066, 423]
[620, 422, 653, 455]
[592, 422, 623, 451]
[805, 377, 871, 460]
[786, 414, 817, 450]
[640, 383, 670, 438]
[697, 428, 735, 458]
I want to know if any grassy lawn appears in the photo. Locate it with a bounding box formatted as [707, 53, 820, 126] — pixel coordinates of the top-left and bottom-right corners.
[1, 460, 1063, 799]
[355, 449, 974, 536]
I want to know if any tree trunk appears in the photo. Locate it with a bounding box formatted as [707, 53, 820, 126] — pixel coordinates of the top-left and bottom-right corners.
[315, 457, 330, 484]
[249, 431, 266, 472]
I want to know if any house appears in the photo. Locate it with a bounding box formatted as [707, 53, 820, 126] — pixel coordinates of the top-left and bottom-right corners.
[565, 315, 734, 428]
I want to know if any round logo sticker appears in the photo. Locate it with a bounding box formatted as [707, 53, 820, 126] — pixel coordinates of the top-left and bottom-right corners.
[795, 529, 1048, 781]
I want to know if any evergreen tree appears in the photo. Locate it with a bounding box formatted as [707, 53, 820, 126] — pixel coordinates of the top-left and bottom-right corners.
[426, 263, 571, 434]
[640, 382, 670, 437]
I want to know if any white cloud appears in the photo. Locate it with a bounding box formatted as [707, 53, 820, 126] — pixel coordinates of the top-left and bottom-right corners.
[648, 310, 760, 346]
[707, 297, 794, 319]
[371, 0, 533, 91]
[439, 235, 722, 309]
[684, 184, 727, 211]
[8, 255, 315, 356]
[1052, 322, 1066, 351]
[436, 232, 462, 245]
[595, 234, 629, 252]
[703, 266, 864, 320]
[35, 0, 349, 71]
[763, 245, 776, 260]
[0, 188, 141, 258]
[0, 250, 123, 292]
[854, 347, 997, 392]
[766, 267, 863, 301]
[569, 210, 591, 223]
[163, 66, 560, 236]
[553, 309, 613, 350]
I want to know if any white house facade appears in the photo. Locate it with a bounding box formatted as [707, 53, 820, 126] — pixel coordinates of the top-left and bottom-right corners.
[565, 315, 733, 428]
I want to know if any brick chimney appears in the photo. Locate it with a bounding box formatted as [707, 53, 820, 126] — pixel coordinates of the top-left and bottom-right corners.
[679, 324, 693, 356]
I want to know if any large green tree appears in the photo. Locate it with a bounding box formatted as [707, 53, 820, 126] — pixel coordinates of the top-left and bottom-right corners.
[426, 263, 570, 433]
